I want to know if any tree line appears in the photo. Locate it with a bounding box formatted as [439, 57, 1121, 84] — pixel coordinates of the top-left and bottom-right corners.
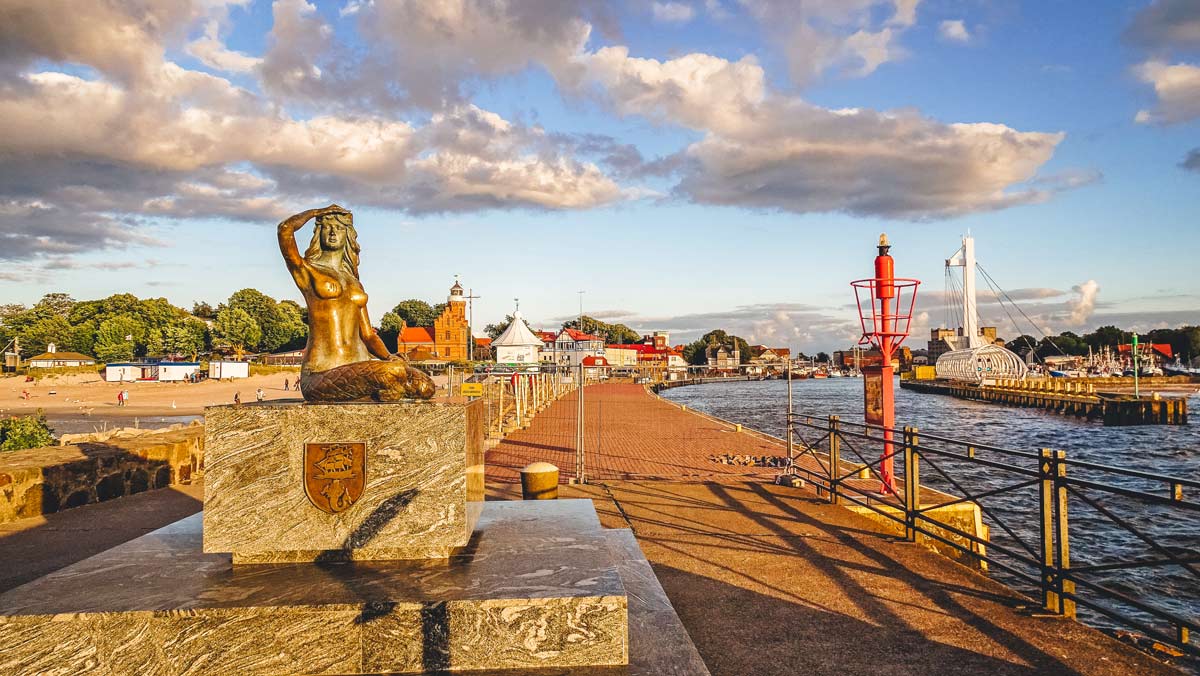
[1, 290, 307, 362]
[1002, 325, 1200, 361]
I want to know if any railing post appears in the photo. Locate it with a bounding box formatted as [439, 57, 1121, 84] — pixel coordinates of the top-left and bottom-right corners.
[903, 426, 920, 542]
[828, 416, 840, 504]
[1040, 448, 1075, 618]
[1054, 449, 1075, 619]
[1039, 448, 1058, 614]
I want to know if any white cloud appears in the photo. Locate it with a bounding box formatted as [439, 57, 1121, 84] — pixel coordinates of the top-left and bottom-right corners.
[1068, 280, 1100, 327]
[565, 47, 1065, 219]
[186, 20, 262, 73]
[0, 1, 634, 261]
[939, 20, 970, 44]
[1134, 60, 1200, 124]
[652, 2, 695, 23]
[737, 0, 922, 83]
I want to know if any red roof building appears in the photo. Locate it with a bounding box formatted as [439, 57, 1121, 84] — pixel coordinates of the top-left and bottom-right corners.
[1118, 343, 1173, 359]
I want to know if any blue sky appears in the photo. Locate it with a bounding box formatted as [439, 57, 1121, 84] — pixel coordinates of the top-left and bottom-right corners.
[1, 0, 1198, 351]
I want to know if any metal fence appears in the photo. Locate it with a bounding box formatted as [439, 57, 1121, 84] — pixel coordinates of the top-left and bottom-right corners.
[786, 414, 1199, 656]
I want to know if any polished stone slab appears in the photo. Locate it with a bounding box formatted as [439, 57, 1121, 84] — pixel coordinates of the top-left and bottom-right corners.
[0, 500, 627, 675]
[605, 529, 711, 676]
[203, 400, 485, 562]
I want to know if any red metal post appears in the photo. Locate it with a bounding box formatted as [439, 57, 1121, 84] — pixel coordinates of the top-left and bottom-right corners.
[851, 234, 918, 496]
[874, 235, 897, 494]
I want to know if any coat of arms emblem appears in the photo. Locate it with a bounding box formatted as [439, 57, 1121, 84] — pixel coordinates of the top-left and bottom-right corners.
[303, 442, 366, 514]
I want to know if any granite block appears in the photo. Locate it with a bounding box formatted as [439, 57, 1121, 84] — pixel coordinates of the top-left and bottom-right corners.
[0, 500, 628, 675]
[203, 400, 484, 561]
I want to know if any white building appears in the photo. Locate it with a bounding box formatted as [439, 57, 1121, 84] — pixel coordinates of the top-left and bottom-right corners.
[105, 363, 154, 381]
[159, 362, 201, 381]
[27, 344, 95, 369]
[209, 360, 249, 379]
[548, 329, 605, 367]
[492, 309, 543, 366]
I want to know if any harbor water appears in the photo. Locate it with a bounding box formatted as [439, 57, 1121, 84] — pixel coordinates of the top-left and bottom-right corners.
[661, 377, 1200, 646]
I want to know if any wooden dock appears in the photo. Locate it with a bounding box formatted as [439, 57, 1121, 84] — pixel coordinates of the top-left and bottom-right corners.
[899, 377, 1189, 425]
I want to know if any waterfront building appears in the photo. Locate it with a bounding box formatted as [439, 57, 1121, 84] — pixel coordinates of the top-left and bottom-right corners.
[395, 279, 472, 361]
[25, 344, 95, 369]
[491, 309, 542, 365]
[604, 345, 640, 368]
[706, 343, 740, 371]
[748, 346, 790, 373]
[550, 329, 606, 367]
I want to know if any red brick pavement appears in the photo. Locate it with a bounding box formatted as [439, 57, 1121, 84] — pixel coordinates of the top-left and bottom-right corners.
[487, 383, 790, 482]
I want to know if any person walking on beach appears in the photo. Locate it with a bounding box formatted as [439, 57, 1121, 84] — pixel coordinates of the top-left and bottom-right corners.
[234, 391, 241, 405]
[256, 388, 265, 402]
[283, 377, 290, 391]
[122, 390, 130, 406]
[117, 390, 124, 407]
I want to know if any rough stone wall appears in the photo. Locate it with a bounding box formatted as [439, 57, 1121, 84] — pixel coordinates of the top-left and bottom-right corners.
[0, 424, 204, 523]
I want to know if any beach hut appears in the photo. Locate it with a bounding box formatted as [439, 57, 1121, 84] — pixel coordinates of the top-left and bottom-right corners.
[158, 362, 201, 381]
[209, 360, 249, 379]
[105, 363, 156, 381]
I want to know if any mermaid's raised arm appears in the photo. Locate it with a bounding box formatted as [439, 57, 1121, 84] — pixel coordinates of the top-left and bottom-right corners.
[277, 205, 345, 288]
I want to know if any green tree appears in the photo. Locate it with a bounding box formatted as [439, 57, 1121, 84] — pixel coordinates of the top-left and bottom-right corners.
[561, 316, 640, 343]
[0, 413, 55, 452]
[213, 307, 262, 359]
[227, 289, 303, 353]
[682, 330, 751, 365]
[161, 323, 205, 359]
[93, 315, 142, 362]
[192, 301, 215, 319]
[378, 311, 406, 351]
[1006, 334, 1041, 356]
[486, 315, 516, 340]
[1083, 325, 1129, 351]
[390, 299, 444, 328]
[0, 303, 26, 347]
[273, 298, 308, 351]
[22, 315, 74, 355]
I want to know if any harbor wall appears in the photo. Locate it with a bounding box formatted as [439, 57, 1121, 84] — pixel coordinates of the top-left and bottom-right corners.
[0, 424, 204, 523]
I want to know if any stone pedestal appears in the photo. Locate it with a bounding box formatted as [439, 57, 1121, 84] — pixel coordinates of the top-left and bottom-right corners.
[0, 501, 630, 675]
[203, 400, 484, 562]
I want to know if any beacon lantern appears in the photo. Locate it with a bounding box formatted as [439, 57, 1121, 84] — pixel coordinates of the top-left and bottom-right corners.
[851, 233, 919, 494]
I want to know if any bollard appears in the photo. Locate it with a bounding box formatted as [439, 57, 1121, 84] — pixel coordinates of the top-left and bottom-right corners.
[520, 462, 559, 500]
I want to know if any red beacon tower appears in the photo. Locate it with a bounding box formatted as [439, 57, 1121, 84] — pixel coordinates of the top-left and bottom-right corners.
[851, 234, 919, 494]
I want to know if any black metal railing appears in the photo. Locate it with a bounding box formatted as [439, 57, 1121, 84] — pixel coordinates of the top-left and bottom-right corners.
[785, 414, 1198, 656]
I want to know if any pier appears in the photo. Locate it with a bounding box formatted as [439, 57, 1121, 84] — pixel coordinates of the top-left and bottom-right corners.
[899, 377, 1191, 425]
[485, 382, 1191, 672]
[0, 382, 1191, 674]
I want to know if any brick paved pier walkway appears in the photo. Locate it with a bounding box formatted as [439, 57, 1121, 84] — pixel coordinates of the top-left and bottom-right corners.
[488, 383, 787, 482]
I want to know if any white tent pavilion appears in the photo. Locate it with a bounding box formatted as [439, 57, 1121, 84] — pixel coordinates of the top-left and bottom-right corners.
[492, 309, 542, 365]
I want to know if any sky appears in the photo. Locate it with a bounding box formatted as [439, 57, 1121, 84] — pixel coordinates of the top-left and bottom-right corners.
[1, 0, 1198, 352]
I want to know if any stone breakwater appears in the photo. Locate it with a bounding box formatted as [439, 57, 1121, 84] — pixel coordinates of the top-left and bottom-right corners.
[0, 423, 203, 523]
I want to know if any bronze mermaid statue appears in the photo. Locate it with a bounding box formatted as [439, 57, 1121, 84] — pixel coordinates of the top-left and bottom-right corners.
[278, 205, 435, 401]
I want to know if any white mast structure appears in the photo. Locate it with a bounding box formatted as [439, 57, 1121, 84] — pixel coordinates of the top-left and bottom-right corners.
[935, 234, 1028, 382]
[945, 234, 981, 350]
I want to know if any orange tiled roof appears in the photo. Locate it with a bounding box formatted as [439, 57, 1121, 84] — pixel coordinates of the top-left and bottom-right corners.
[398, 327, 435, 344]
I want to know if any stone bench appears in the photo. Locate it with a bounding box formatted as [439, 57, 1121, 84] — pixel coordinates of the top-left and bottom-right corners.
[0, 425, 204, 523]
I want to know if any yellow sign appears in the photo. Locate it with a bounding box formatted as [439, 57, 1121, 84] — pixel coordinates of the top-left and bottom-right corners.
[461, 382, 485, 397]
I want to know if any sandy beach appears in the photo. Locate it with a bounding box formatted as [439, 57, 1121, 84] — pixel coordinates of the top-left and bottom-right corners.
[0, 371, 303, 434]
[0, 370, 456, 435]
